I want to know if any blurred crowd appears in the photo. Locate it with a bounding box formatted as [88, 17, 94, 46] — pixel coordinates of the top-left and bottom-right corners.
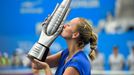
[91, 46, 134, 71]
[0, 48, 31, 68]
[0, 45, 134, 71]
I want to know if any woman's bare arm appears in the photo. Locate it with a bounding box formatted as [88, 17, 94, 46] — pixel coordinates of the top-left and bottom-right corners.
[63, 67, 80, 75]
[45, 51, 62, 68]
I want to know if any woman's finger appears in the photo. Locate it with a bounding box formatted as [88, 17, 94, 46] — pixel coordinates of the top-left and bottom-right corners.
[33, 59, 47, 69]
[34, 59, 47, 66]
[34, 59, 41, 63]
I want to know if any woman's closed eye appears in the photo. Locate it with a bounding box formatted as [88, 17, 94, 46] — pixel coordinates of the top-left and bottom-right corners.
[66, 24, 71, 27]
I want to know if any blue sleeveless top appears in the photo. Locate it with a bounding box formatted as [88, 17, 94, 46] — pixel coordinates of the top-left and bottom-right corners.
[55, 49, 91, 75]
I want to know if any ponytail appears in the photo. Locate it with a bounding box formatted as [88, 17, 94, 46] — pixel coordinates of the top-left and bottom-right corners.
[74, 17, 98, 61]
[89, 32, 97, 61]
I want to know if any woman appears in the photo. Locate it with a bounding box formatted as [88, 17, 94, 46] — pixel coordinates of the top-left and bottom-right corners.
[32, 17, 97, 75]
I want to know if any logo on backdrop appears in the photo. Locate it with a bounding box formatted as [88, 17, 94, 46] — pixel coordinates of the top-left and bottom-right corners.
[70, 0, 100, 8]
[20, 0, 43, 14]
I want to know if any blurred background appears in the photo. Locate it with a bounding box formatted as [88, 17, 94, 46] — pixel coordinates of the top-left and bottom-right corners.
[0, 0, 134, 75]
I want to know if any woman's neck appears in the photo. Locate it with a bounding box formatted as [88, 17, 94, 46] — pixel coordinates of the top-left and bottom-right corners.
[66, 39, 82, 59]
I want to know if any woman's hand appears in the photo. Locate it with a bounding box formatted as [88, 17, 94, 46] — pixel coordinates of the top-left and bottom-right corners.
[32, 59, 52, 75]
[32, 59, 49, 69]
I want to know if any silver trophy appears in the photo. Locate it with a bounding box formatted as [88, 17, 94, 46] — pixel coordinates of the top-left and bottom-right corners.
[27, 0, 72, 61]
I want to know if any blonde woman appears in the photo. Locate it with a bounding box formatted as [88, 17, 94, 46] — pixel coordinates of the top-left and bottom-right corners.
[32, 17, 97, 75]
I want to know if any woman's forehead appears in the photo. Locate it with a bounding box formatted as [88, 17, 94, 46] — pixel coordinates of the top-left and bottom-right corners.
[71, 18, 79, 23]
[67, 22, 77, 27]
[68, 18, 79, 26]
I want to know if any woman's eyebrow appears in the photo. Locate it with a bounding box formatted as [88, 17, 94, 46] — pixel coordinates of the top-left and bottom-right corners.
[67, 22, 71, 25]
[66, 23, 71, 26]
[66, 22, 76, 27]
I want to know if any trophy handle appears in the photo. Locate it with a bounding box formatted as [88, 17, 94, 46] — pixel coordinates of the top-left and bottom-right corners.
[27, 42, 50, 61]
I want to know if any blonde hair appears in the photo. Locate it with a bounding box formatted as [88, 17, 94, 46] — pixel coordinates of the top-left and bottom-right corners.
[75, 17, 98, 61]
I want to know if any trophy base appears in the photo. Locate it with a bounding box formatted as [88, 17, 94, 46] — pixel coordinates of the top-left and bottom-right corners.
[27, 42, 49, 62]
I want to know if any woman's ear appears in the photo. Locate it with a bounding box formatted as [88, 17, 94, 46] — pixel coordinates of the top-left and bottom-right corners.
[72, 32, 79, 39]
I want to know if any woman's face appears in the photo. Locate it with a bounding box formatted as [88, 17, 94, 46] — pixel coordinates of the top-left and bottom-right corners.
[61, 18, 79, 39]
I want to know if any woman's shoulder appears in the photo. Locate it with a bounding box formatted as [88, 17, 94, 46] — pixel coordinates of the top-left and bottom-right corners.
[71, 51, 90, 65]
[67, 51, 91, 75]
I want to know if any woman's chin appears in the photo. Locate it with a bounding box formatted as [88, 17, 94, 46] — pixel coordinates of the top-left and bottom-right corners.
[61, 34, 67, 39]
[61, 34, 65, 38]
